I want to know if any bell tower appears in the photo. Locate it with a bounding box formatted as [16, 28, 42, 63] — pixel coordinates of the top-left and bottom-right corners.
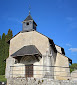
[22, 12, 37, 31]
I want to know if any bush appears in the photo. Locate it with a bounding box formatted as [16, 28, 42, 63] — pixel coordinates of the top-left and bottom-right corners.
[70, 63, 77, 72]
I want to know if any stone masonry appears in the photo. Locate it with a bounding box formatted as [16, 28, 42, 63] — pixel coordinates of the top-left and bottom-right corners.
[7, 78, 77, 85]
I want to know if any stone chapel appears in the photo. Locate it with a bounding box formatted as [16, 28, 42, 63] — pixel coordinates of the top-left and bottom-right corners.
[5, 12, 72, 81]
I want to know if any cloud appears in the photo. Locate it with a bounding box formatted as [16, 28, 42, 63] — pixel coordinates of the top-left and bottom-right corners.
[68, 48, 77, 52]
[66, 43, 72, 47]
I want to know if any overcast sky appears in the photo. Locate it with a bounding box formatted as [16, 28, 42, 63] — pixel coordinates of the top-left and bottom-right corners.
[0, 0, 77, 63]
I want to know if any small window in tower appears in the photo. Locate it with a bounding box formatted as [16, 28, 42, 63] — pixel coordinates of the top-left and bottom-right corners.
[26, 22, 29, 25]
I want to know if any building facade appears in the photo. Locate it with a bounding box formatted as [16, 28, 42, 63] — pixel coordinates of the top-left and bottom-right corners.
[5, 13, 72, 80]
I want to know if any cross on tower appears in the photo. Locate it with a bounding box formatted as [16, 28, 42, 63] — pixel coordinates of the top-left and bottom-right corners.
[29, 0, 31, 14]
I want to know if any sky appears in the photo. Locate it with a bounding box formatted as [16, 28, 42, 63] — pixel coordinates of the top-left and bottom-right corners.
[0, 0, 77, 63]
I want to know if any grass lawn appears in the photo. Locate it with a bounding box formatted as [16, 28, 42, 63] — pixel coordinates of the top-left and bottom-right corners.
[0, 75, 7, 82]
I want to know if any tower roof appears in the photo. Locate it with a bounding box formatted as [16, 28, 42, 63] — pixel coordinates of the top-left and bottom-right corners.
[23, 13, 37, 26]
[24, 14, 33, 21]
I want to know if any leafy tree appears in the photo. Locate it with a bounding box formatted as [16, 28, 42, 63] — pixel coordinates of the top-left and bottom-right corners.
[70, 63, 77, 72]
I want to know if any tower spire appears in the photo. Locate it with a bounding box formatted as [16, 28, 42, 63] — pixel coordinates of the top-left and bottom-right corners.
[29, 0, 31, 15]
[29, 10, 30, 15]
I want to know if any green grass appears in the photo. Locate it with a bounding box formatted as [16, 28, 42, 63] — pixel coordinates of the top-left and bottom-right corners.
[0, 75, 7, 82]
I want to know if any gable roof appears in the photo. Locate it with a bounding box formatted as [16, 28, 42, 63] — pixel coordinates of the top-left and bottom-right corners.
[7, 30, 57, 52]
[7, 30, 72, 61]
[11, 45, 42, 57]
[7, 30, 52, 44]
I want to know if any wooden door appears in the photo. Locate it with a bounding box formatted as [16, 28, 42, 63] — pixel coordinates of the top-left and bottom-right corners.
[25, 64, 33, 78]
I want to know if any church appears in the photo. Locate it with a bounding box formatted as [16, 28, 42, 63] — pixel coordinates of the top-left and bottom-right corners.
[5, 12, 72, 80]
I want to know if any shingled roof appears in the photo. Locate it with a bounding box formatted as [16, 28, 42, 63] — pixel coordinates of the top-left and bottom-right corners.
[23, 14, 37, 26]
[11, 45, 42, 57]
[24, 14, 33, 21]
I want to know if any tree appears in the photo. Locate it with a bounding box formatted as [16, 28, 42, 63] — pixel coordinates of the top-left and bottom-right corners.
[0, 29, 13, 75]
[6, 29, 13, 41]
[1, 33, 6, 58]
[0, 35, 2, 74]
[0, 35, 1, 57]
[70, 63, 77, 72]
[5, 29, 13, 59]
[1, 33, 6, 74]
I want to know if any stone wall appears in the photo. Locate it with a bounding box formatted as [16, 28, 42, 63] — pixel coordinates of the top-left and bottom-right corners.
[7, 78, 77, 85]
[6, 31, 70, 80]
[55, 45, 62, 54]
[54, 52, 70, 80]
[10, 31, 49, 56]
[6, 31, 49, 79]
[10, 64, 25, 78]
[71, 70, 77, 80]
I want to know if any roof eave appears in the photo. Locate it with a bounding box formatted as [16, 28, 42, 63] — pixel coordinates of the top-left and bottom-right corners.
[12, 53, 42, 58]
